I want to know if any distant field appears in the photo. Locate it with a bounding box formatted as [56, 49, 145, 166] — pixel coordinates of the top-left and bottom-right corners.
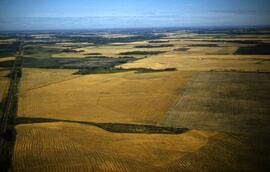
[1, 29, 270, 171]
[19, 32, 270, 60]
[119, 54, 270, 72]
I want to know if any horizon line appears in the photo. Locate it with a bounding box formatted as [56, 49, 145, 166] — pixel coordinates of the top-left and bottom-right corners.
[1, 25, 270, 33]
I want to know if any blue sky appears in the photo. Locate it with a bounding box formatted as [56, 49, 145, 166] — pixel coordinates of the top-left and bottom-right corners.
[0, 0, 270, 30]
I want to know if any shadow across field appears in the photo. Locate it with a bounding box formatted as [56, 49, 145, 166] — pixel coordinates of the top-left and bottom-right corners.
[134, 44, 174, 48]
[16, 117, 189, 134]
[119, 51, 167, 56]
[188, 44, 219, 47]
[174, 48, 190, 52]
[0, 56, 177, 75]
[75, 67, 177, 75]
[0, 42, 20, 57]
[186, 39, 262, 44]
[234, 43, 270, 55]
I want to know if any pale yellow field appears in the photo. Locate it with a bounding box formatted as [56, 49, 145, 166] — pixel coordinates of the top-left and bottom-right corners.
[52, 44, 175, 58]
[0, 56, 15, 62]
[119, 54, 270, 72]
[109, 41, 148, 46]
[186, 46, 238, 55]
[18, 68, 192, 124]
[0, 39, 17, 43]
[100, 33, 138, 38]
[19, 68, 78, 93]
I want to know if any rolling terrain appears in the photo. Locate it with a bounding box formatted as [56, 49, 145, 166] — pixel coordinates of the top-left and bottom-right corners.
[1, 28, 270, 171]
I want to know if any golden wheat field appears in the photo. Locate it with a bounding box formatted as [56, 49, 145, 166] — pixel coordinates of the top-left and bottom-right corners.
[1, 29, 269, 172]
[12, 122, 270, 172]
[118, 54, 270, 72]
[18, 68, 192, 124]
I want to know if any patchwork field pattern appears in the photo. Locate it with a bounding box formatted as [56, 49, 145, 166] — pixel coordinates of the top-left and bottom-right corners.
[0, 28, 269, 171]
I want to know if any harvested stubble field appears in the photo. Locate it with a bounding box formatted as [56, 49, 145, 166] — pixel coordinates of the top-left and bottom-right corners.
[12, 122, 270, 172]
[18, 68, 192, 124]
[119, 54, 270, 72]
[3, 30, 270, 171]
[161, 72, 270, 133]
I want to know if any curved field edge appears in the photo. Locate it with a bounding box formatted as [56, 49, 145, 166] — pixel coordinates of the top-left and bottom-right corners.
[12, 122, 270, 172]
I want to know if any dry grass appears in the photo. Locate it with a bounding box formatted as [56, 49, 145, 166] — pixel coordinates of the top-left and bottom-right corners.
[119, 54, 270, 72]
[100, 33, 138, 38]
[19, 68, 78, 93]
[11, 32, 270, 172]
[52, 44, 175, 58]
[13, 122, 270, 172]
[12, 123, 212, 171]
[161, 72, 270, 133]
[0, 39, 17, 43]
[18, 69, 192, 124]
[186, 46, 238, 55]
[0, 56, 16, 62]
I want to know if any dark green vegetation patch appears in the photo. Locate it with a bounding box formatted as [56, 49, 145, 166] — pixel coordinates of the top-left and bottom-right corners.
[24, 45, 63, 58]
[188, 44, 219, 47]
[148, 40, 170, 43]
[16, 117, 188, 134]
[174, 48, 190, 51]
[84, 53, 102, 55]
[75, 66, 177, 75]
[188, 39, 262, 44]
[56, 33, 163, 45]
[234, 44, 270, 55]
[61, 49, 84, 53]
[134, 44, 174, 48]
[119, 51, 167, 55]
[0, 42, 20, 57]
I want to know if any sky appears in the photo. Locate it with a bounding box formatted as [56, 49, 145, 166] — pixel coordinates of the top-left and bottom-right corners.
[0, 0, 270, 30]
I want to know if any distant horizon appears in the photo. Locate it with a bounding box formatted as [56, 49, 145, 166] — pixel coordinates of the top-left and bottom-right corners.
[1, 24, 270, 33]
[1, 0, 270, 31]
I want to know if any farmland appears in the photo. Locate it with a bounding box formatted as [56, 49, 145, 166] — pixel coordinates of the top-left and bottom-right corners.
[1, 28, 270, 171]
